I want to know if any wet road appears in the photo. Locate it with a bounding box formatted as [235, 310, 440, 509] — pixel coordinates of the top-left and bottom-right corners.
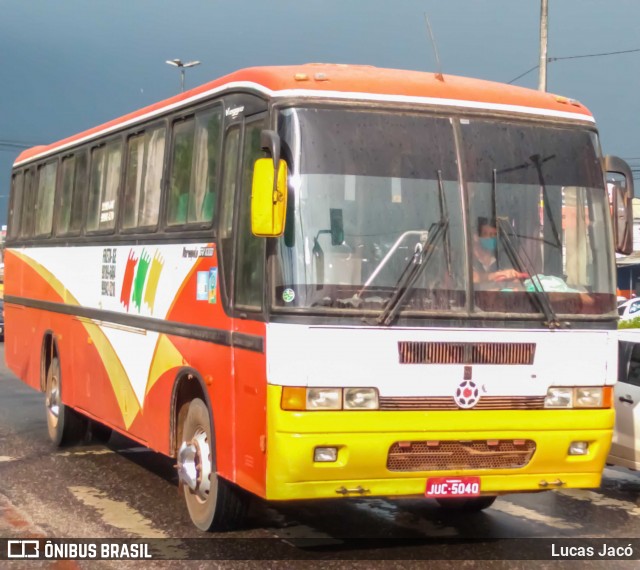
[1, 344, 640, 568]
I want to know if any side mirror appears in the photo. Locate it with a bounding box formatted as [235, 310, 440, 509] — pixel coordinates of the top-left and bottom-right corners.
[251, 158, 288, 237]
[604, 155, 634, 255]
[251, 129, 288, 237]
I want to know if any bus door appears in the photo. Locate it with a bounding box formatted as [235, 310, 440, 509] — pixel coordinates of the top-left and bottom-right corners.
[219, 113, 268, 492]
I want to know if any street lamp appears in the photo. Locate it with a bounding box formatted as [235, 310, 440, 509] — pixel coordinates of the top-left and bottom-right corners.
[165, 59, 201, 92]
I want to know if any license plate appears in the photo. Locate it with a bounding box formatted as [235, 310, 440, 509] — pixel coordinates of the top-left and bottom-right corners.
[425, 476, 481, 498]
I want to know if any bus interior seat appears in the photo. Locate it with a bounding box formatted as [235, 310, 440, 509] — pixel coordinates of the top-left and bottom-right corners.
[201, 191, 215, 221]
[174, 192, 188, 224]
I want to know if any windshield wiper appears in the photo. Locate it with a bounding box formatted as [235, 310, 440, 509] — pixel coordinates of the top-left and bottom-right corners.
[356, 229, 430, 299]
[374, 220, 448, 326]
[496, 218, 563, 329]
[437, 169, 452, 276]
[495, 155, 561, 251]
[491, 164, 564, 329]
[530, 153, 562, 252]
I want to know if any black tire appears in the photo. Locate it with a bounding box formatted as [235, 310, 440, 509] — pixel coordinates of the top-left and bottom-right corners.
[180, 398, 249, 531]
[436, 496, 497, 512]
[89, 421, 113, 444]
[45, 356, 87, 446]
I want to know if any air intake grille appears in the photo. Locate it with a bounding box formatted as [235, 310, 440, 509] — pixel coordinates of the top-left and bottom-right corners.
[387, 439, 536, 471]
[378, 395, 545, 411]
[398, 341, 536, 365]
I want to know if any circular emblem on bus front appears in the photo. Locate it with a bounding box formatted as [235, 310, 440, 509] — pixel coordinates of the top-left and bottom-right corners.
[282, 288, 295, 303]
[454, 380, 480, 409]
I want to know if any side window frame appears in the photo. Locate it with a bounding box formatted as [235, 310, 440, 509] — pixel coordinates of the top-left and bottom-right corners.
[55, 150, 88, 238]
[34, 159, 58, 238]
[8, 170, 25, 240]
[120, 121, 168, 234]
[19, 168, 35, 238]
[166, 114, 196, 229]
[217, 124, 242, 311]
[86, 138, 123, 235]
[233, 113, 268, 314]
[165, 103, 223, 232]
[56, 153, 77, 237]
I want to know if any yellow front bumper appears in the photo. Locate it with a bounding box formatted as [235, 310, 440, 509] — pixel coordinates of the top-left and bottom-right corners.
[265, 385, 614, 500]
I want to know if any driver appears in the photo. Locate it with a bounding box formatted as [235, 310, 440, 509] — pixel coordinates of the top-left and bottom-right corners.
[473, 217, 525, 285]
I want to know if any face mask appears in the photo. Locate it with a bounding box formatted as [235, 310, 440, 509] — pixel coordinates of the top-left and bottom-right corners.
[479, 237, 497, 252]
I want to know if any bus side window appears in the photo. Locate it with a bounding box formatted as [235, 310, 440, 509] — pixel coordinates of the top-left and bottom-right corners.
[57, 152, 86, 236]
[123, 126, 166, 230]
[35, 161, 57, 237]
[235, 120, 266, 310]
[8, 171, 24, 239]
[218, 126, 241, 305]
[168, 117, 196, 225]
[19, 169, 35, 238]
[58, 155, 76, 234]
[87, 141, 122, 232]
[167, 107, 222, 227]
[192, 108, 222, 223]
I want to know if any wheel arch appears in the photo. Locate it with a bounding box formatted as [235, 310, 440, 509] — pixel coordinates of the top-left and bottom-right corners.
[40, 330, 57, 392]
[169, 367, 216, 458]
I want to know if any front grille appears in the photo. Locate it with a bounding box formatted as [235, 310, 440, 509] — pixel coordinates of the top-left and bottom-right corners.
[387, 439, 536, 471]
[398, 341, 536, 365]
[378, 395, 546, 411]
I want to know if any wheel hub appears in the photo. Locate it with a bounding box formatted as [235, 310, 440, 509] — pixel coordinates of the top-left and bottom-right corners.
[46, 375, 60, 424]
[177, 430, 212, 499]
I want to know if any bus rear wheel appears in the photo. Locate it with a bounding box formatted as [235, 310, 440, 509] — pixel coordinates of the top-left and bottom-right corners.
[177, 398, 248, 531]
[45, 356, 87, 446]
[435, 496, 497, 512]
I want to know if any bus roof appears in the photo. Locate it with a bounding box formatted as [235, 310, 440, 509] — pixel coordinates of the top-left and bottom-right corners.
[14, 63, 594, 166]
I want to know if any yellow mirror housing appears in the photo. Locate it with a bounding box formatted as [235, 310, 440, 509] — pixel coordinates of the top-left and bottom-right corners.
[251, 158, 288, 237]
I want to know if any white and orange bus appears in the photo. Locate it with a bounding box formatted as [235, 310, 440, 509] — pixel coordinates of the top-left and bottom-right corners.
[4, 64, 634, 531]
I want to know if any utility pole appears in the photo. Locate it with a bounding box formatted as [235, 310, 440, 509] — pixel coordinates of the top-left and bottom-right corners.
[538, 0, 548, 91]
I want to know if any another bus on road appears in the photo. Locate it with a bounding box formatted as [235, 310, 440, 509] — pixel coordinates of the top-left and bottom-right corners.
[4, 64, 634, 531]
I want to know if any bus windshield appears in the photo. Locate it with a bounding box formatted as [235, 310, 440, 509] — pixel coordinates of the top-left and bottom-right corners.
[273, 107, 615, 319]
[461, 119, 614, 317]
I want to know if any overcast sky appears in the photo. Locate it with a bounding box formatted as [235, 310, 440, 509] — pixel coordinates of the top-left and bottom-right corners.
[1, 0, 639, 225]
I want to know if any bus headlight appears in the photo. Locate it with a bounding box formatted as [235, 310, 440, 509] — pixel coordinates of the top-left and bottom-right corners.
[544, 387, 573, 408]
[306, 388, 342, 410]
[543, 386, 612, 409]
[344, 388, 379, 410]
[574, 387, 603, 408]
[281, 387, 379, 410]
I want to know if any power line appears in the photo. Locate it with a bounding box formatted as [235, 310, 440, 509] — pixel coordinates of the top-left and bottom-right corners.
[0, 140, 37, 149]
[508, 65, 540, 85]
[0, 139, 38, 146]
[0, 140, 38, 155]
[549, 47, 640, 62]
[508, 47, 640, 84]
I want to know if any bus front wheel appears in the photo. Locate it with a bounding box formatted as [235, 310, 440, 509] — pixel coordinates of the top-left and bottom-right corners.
[45, 356, 87, 446]
[435, 496, 497, 512]
[177, 398, 248, 531]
